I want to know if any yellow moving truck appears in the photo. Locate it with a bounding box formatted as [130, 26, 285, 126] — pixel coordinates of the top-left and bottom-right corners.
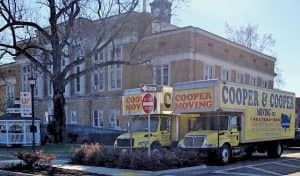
[175, 80, 295, 164]
[114, 86, 191, 149]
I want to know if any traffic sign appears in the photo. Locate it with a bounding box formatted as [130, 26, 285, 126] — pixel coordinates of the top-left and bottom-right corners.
[141, 84, 156, 92]
[20, 92, 32, 117]
[142, 93, 154, 114]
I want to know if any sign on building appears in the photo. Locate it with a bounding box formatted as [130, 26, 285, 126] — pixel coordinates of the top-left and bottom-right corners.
[20, 92, 32, 117]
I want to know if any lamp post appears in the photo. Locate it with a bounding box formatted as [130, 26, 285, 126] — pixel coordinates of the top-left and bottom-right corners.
[28, 77, 36, 151]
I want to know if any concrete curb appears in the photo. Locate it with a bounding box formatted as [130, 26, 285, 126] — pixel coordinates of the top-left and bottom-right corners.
[0, 159, 208, 176]
[0, 169, 38, 176]
[53, 164, 153, 176]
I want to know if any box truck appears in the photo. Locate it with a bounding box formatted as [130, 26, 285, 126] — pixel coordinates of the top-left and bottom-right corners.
[175, 80, 295, 164]
[114, 86, 192, 149]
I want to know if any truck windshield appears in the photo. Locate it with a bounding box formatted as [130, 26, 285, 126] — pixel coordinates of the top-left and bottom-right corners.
[192, 116, 228, 131]
[131, 116, 159, 132]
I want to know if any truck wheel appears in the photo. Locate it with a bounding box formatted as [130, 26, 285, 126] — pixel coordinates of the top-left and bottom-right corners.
[219, 144, 231, 165]
[267, 143, 282, 158]
[151, 142, 161, 152]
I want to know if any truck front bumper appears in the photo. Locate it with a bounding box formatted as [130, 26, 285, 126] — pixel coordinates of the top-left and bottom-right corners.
[180, 147, 219, 158]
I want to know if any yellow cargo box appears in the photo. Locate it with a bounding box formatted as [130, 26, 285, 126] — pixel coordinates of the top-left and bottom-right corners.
[174, 80, 295, 143]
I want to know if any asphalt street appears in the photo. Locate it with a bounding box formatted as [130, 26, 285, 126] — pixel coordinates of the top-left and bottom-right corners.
[163, 147, 300, 176]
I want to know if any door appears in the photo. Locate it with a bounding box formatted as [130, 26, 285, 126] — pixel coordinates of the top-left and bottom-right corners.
[228, 116, 240, 146]
[160, 117, 171, 146]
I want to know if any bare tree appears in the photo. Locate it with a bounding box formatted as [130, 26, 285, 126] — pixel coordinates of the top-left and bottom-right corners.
[0, 0, 157, 143]
[225, 23, 283, 88]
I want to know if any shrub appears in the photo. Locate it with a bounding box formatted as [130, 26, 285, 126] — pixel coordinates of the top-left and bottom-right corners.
[71, 143, 104, 165]
[71, 144, 203, 170]
[15, 151, 55, 168]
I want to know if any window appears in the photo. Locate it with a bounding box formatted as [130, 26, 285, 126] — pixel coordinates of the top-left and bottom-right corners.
[153, 65, 169, 86]
[22, 65, 30, 92]
[262, 80, 268, 88]
[95, 50, 105, 63]
[109, 110, 120, 129]
[76, 66, 80, 92]
[236, 72, 245, 84]
[204, 65, 215, 80]
[160, 118, 169, 131]
[250, 76, 258, 86]
[70, 111, 77, 124]
[229, 116, 238, 129]
[6, 83, 14, 100]
[93, 110, 104, 127]
[73, 44, 85, 94]
[108, 46, 122, 90]
[48, 80, 53, 96]
[92, 70, 105, 92]
[221, 69, 230, 81]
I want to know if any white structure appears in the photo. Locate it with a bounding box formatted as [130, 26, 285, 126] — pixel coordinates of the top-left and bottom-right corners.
[0, 113, 40, 147]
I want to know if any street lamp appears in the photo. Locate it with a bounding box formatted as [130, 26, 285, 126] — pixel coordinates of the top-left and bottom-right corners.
[28, 76, 36, 151]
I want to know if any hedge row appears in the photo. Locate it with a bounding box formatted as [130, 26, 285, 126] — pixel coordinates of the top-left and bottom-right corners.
[71, 143, 203, 170]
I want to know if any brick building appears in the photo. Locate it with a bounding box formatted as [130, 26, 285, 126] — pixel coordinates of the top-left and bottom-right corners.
[0, 0, 275, 131]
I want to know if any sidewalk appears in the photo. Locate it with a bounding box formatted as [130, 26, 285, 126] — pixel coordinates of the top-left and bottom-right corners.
[0, 159, 207, 176]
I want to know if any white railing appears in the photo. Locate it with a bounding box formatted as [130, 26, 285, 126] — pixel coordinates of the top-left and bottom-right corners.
[0, 120, 41, 146]
[8, 133, 24, 144]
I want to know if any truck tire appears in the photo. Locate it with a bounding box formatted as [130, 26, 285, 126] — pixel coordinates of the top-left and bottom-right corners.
[151, 142, 161, 152]
[219, 144, 231, 165]
[267, 143, 282, 158]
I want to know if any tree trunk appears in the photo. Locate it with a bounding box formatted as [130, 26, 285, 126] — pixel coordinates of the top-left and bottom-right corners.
[53, 87, 66, 143]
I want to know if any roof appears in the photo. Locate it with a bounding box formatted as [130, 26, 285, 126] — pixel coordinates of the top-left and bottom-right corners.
[147, 26, 276, 62]
[0, 113, 40, 121]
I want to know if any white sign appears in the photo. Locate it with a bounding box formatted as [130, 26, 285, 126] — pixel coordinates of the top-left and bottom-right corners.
[7, 108, 20, 114]
[141, 84, 157, 92]
[20, 92, 32, 117]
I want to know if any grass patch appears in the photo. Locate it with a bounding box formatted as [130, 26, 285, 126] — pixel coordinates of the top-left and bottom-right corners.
[0, 144, 80, 156]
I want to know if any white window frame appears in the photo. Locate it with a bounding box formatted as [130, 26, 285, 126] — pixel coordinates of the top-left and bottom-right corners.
[48, 80, 53, 97]
[250, 76, 258, 86]
[108, 46, 122, 90]
[6, 82, 14, 100]
[92, 70, 105, 92]
[153, 64, 170, 86]
[109, 110, 120, 129]
[93, 110, 104, 127]
[61, 57, 71, 97]
[204, 64, 215, 80]
[70, 111, 77, 124]
[262, 79, 269, 88]
[21, 65, 30, 92]
[221, 68, 231, 81]
[236, 72, 245, 84]
[74, 64, 85, 95]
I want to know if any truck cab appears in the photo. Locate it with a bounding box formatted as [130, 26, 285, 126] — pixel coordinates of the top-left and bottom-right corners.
[179, 113, 240, 163]
[115, 86, 189, 149]
[114, 115, 172, 149]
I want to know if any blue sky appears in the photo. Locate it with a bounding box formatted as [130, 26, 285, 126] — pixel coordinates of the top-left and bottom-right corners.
[172, 0, 300, 96]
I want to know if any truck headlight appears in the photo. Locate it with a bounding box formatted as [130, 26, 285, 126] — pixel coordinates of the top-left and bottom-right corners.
[138, 141, 149, 147]
[179, 143, 186, 148]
